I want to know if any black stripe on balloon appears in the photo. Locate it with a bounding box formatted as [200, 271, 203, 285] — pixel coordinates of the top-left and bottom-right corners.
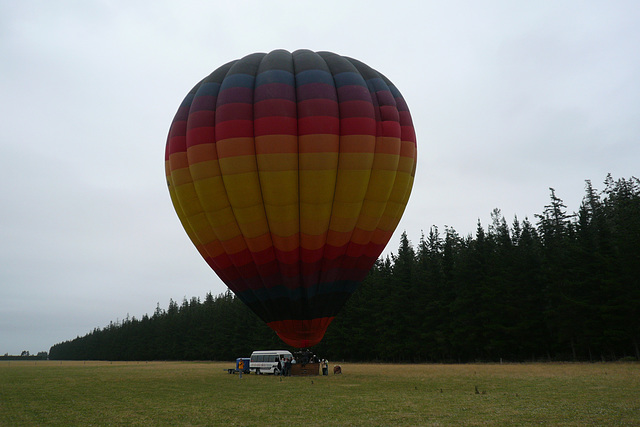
[241, 291, 355, 323]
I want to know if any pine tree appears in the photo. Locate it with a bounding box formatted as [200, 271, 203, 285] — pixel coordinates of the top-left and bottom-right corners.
[601, 176, 640, 359]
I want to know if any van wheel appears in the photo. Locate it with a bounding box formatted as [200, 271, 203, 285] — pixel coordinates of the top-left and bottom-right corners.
[274, 368, 280, 376]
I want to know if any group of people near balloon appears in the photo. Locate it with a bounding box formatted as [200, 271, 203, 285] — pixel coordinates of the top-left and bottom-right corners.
[276, 356, 293, 376]
[276, 350, 330, 376]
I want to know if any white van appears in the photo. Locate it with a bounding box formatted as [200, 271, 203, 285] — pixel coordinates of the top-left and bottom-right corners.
[250, 350, 292, 374]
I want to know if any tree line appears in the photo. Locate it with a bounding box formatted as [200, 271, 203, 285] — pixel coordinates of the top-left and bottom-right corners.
[49, 175, 640, 362]
[1, 351, 48, 361]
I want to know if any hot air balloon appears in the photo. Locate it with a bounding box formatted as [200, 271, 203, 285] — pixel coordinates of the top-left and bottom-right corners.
[165, 49, 416, 348]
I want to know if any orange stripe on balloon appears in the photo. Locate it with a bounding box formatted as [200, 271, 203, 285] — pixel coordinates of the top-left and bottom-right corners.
[399, 140, 416, 158]
[200, 239, 226, 258]
[255, 134, 298, 154]
[168, 152, 189, 171]
[187, 143, 218, 163]
[244, 232, 274, 254]
[299, 134, 339, 152]
[300, 232, 328, 251]
[271, 233, 299, 252]
[374, 136, 402, 155]
[216, 137, 255, 158]
[220, 234, 248, 255]
[338, 135, 376, 153]
[324, 229, 353, 248]
[299, 152, 339, 170]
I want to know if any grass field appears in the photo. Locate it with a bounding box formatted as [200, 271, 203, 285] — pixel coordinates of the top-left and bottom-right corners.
[1, 361, 638, 426]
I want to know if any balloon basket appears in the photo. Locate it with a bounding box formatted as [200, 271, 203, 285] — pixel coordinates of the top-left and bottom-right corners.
[290, 362, 320, 376]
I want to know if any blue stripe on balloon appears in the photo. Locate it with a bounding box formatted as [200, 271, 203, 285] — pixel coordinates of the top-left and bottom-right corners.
[296, 69, 334, 86]
[333, 72, 366, 88]
[388, 84, 403, 99]
[179, 92, 195, 109]
[194, 81, 221, 97]
[365, 77, 388, 93]
[220, 73, 255, 90]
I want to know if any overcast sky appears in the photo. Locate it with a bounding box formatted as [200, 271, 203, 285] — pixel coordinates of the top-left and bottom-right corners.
[2, 0, 638, 355]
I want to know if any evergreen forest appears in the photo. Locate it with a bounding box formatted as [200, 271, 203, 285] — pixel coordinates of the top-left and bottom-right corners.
[49, 175, 640, 362]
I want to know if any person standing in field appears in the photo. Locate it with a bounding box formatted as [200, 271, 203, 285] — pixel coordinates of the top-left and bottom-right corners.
[285, 357, 291, 376]
[238, 359, 244, 379]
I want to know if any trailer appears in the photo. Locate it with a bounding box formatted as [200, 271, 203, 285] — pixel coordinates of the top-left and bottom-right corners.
[226, 357, 251, 374]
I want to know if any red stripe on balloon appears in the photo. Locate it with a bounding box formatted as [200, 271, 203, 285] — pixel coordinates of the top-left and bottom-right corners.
[298, 116, 339, 135]
[189, 95, 216, 112]
[297, 99, 339, 118]
[185, 126, 215, 148]
[268, 317, 334, 348]
[378, 121, 402, 138]
[187, 110, 215, 130]
[337, 100, 374, 118]
[215, 120, 254, 140]
[254, 116, 297, 136]
[216, 103, 253, 122]
[254, 99, 296, 119]
[379, 105, 400, 122]
[340, 117, 376, 135]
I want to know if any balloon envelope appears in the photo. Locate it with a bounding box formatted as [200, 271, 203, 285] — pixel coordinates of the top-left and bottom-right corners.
[165, 50, 416, 347]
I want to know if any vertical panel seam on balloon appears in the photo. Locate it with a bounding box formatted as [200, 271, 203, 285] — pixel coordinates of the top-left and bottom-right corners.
[186, 65, 245, 295]
[213, 54, 273, 324]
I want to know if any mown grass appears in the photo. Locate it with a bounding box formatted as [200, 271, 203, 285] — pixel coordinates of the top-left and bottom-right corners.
[1, 360, 638, 426]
